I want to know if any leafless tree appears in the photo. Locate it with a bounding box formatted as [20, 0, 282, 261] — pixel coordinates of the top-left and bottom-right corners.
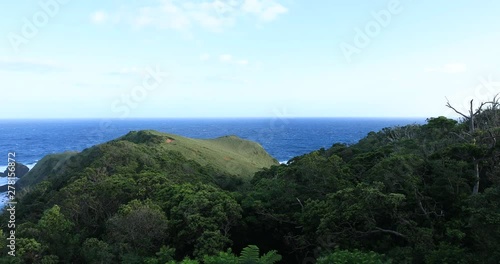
[445, 95, 500, 194]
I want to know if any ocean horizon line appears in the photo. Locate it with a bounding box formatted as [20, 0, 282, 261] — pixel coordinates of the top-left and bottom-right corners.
[0, 116, 430, 121]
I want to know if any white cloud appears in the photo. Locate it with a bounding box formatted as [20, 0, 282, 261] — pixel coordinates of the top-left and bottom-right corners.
[199, 53, 211, 61]
[242, 0, 288, 21]
[129, 5, 191, 30]
[238, 59, 249, 65]
[260, 4, 287, 21]
[218, 54, 249, 66]
[90, 0, 287, 32]
[241, 0, 262, 14]
[425, 63, 467, 73]
[133, 8, 155, 28]
[90, 10, 108, 24]
[219, 54, 233, 62]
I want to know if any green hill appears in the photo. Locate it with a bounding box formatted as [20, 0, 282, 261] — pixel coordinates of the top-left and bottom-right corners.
[16, 130, 278, 190]
[5, 130, 279, 263]
[118, 130, 278, 177]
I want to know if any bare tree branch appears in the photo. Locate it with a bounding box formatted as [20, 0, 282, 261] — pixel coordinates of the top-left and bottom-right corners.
[445, 97, 469, 119]
[373, 227, 407, 239]
[473, 101, 488, 117]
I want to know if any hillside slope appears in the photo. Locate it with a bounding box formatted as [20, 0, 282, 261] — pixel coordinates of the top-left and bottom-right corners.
[17, 130, 277, 190]
[16, 152, 77, 189]
[118, 130, 278, 177]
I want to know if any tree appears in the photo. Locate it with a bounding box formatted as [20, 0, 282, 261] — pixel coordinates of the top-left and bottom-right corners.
[144, 245, 176, 264]
[465, 186, 500, 263]
[16, 238, 44, 264]
[446, 96, 500, 194]
[37, 205, 75, 261]
[424, 243, 468, 264]
[81, 238, 115, 264]
[0, 230, 5, 254]
[158, 183, 242, 258]
[300, 182, 408, 251]
[107, 199, 169, 256]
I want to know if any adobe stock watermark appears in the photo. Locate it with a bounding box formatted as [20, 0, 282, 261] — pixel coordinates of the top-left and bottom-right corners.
[51, 65, 168, 174]
[471, 75, 500, 107]
[339, 0, 406, 63]
[7, 0, 70, 53]
[213, 0, 242, 18]
[443, 74, 500, 118]
[6, 153, 17, 257]
[256, 107, 290, 147]
[111, 65, 168, 119]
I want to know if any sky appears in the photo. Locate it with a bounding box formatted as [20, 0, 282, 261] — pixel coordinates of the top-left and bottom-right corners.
[0, 0, 499, 119]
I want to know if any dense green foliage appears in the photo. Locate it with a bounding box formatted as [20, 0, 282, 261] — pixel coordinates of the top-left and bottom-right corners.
[2, 105, 500, 263]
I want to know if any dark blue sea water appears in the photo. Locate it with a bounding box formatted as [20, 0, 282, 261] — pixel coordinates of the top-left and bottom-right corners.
[0, 118, 426, 169]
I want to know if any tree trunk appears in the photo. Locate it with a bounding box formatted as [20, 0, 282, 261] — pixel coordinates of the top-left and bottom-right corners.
[470, 100, 475, 132]
[472, 160, 479, 194]
[446, 98, 492, 195]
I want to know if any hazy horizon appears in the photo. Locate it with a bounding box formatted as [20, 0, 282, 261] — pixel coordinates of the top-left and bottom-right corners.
[0, 116, 429, 120]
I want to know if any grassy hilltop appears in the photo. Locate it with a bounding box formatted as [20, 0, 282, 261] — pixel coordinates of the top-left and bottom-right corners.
[17, 130, 278, 190]
[119, 130, 278, 177]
